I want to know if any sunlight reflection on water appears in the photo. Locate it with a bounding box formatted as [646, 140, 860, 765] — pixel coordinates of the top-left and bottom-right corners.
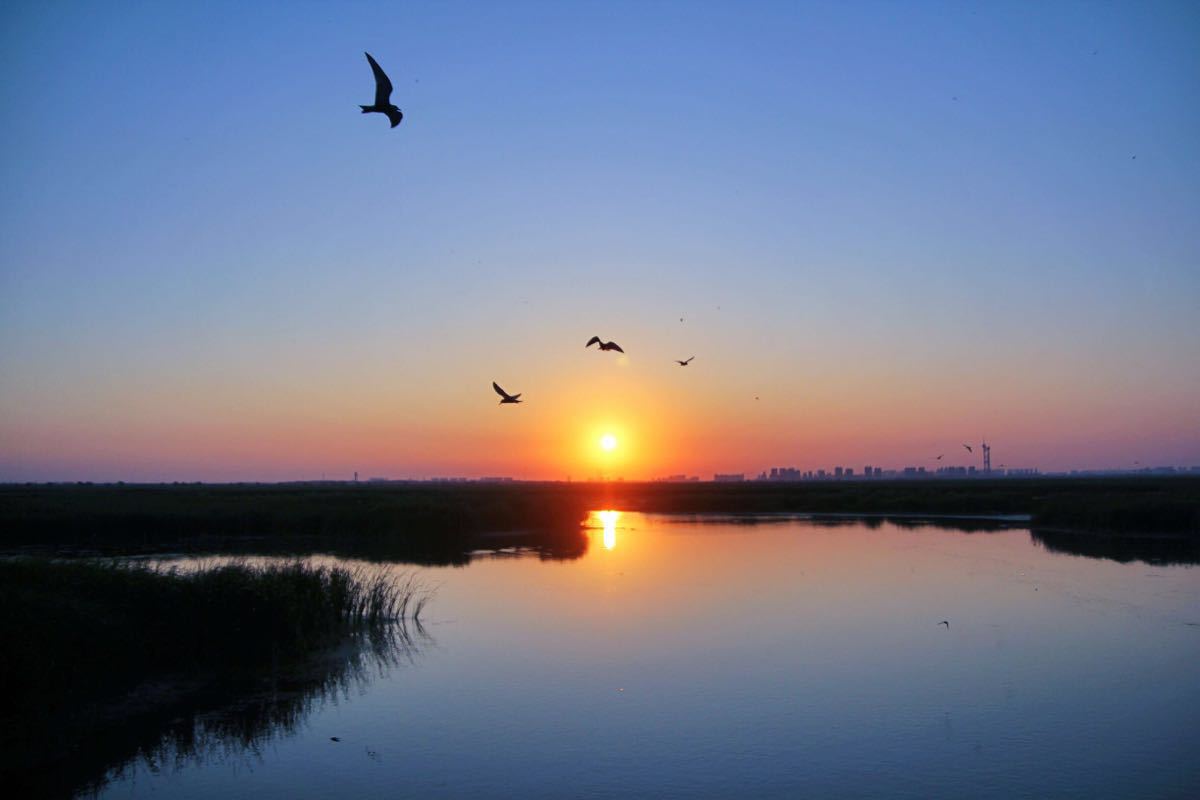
[597, 509, 619, 550]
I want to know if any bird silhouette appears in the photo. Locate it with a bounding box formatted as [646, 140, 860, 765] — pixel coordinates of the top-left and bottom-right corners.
[492, 382, 522, 404]
[962, 444, 973, 453]
[936, 454, 944, 460]
[586, 336, 624, 353]
[675, 356, 694, 366]
[360, 52, 403, 128]
[939, 620, 950, 629]
[330, 737, 342, 742]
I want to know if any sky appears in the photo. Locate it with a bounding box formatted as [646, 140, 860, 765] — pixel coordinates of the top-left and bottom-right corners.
[1, 0, 1198, 482]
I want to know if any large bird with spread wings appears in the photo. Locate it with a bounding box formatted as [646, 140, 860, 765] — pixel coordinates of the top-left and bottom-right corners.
[492, 382, 523, 404]
[586, 336, 624, 353]
[360, 52, 404, 128]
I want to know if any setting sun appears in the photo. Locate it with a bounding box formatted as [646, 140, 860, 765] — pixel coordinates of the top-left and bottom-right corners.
[599, 434, 618, 452]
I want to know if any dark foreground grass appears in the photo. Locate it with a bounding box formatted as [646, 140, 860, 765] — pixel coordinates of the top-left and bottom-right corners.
[0, 558, 429, 798]
[0, 559, 427, 716]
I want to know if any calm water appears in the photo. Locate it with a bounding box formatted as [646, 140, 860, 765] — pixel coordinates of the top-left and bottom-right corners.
[96, 514, 1199, 799]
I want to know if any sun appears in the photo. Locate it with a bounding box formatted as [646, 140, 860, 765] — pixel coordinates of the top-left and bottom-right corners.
[599, 433, 618, 452]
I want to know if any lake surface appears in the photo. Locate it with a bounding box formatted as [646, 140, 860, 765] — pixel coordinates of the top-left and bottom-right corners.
[95, 514, 1199, 799]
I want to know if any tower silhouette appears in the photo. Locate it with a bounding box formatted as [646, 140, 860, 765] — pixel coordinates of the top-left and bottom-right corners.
[981, 440, 991, 474]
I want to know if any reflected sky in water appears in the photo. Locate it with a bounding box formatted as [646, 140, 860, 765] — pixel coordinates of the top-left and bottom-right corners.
[98, 516, 1199, 799]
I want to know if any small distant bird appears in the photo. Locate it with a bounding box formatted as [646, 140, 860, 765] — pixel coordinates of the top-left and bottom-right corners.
[586, 336, 624, 353]
[675, 356, 694, 366]
[360, 52, 403, 128]
[936, 454, 944, 460]
[939, 620, 950, 629]
[963, 444, 973, 454]
[330, 737, 342, 742]
[1131, 155, 1137, 160]
[492, 382, 522, 404]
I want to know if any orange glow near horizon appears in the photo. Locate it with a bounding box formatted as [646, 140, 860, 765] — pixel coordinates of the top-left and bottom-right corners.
[3, 327, 1197, 482]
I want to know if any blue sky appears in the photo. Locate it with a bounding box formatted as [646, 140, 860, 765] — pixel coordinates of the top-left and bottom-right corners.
[1, 1, 1198, 480]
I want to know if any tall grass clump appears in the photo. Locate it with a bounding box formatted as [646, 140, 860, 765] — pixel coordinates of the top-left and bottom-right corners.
[0, 558, 431, 717]
[0, 558, 433, 797]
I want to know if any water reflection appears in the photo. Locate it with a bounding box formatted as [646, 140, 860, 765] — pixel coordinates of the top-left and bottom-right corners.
[651, 513, 1200, 565]
[597, 510, 620, 550]
[1032, 527, 1200, 566]
[78, 515, 1200, 799]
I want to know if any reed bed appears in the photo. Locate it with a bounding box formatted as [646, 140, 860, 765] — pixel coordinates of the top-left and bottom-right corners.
[0, 558, 431, 718]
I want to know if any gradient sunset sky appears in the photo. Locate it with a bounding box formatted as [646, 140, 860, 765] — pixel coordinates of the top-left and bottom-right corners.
[2, 1, 1198, 481]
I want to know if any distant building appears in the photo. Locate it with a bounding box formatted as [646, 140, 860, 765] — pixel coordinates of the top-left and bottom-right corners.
[864, 465, 872, 478]
[835, 467, 843, 478]
[767, 466, 801, 481]
[714, 473, 745, 482]
[845, 468, 854, 478]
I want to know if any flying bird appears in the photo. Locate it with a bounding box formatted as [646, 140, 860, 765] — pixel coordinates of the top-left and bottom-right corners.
[330, 737, 342, 742]
[492, 382, 522, 404]
[360, 52, 404, 128]
[938, 620, 950, 629]
[936, 454, 944, 460]
[586, 336, 624, 353]
[675, 356, 695, 366]
[962, 444, 973, 453]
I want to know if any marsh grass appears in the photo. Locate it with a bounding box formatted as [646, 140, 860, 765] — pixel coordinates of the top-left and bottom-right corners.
[0, 558, 433, 795]
[0, 559, 430, 715]
[1, 479, 1195, 561]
